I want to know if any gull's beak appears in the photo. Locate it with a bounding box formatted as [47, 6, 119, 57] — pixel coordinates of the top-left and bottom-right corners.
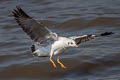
[74, 45, 79, 48]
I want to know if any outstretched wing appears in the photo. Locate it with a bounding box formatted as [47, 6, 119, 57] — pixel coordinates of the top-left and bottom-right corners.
[12, 6, 56, 43]
[70, 35, 96, 45]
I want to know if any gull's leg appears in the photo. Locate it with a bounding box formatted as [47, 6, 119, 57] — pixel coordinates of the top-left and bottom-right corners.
[57, 58, 67, 69]
[49, 56, 57, 69]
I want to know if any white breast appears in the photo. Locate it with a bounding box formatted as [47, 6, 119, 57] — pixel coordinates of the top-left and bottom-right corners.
[51, 37, 68, 56]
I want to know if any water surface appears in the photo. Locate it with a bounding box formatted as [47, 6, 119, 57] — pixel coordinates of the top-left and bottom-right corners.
[0, 0, 120, 80]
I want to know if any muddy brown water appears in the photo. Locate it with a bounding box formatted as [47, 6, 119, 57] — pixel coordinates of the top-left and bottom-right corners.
[0, 0, 120, 80]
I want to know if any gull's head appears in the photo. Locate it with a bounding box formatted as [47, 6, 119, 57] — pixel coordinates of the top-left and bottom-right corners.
[66, 39, 78, 48]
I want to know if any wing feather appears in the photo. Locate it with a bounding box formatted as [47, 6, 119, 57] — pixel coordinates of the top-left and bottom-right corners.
[12, 6, 54, 42]
[70, 35, 96, 45]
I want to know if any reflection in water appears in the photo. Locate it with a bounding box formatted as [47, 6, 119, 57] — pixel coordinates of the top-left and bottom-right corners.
[0, 0, 120, 80]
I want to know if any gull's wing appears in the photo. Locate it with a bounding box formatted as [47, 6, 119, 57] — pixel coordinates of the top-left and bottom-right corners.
[12, 6, 57, 43]
[70, 35, 96, 45]
[70, 32, 114, 45]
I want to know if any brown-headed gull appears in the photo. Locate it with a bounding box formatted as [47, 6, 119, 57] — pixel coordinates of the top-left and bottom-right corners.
[12, 6, 113, 69]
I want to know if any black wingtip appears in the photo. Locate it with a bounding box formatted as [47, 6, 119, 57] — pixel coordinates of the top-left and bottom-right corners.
[12, 6, 31, 18]
[31, 45, 35, 53]
[100, 32, 114, 36]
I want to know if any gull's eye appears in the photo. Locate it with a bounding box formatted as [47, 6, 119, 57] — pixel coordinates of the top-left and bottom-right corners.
[68, 42, 70, 45]
[68, 42, 73, 45]
[71, 42, 73, 44]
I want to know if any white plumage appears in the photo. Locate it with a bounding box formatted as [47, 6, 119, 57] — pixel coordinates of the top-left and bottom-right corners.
[12, 6, 96, 69]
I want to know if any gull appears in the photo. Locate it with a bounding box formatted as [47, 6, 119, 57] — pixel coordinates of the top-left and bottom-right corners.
[12, 7, 113, 69]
